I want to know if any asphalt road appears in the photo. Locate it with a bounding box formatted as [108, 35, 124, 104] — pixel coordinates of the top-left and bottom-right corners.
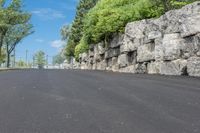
[0, 69, 200, 133]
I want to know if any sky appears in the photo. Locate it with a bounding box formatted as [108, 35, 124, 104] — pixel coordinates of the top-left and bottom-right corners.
[15, 0, 79, 63]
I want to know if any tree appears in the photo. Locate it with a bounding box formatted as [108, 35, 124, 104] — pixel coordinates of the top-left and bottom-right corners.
[52, 53, 65, 65]
[16, 59, 26, 68]
[4, 24, 33, 67]
[0, 47, 6, 65]
[34, 51, 46, 69]
[60, 24, 71, 41]
[63, 0, 99, 58]
[0, 0, 32, 58]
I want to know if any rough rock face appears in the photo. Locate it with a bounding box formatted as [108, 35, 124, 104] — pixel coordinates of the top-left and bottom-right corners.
[74, 2, 200, 77]
[187, 57, 200, 77]
[160, 60, 188, 75]
[137, 42, 155, 62]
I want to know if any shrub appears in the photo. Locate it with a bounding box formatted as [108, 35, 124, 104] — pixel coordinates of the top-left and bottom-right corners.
[74, 37, 89, 60]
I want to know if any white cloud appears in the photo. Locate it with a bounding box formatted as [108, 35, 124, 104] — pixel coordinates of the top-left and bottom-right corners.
[50, 40, 65, 48]
[35, 39, 44, 43]
[32, 8, 66, 20]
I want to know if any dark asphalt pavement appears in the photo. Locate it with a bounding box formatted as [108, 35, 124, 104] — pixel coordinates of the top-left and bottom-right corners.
[0, 69, 200, 133]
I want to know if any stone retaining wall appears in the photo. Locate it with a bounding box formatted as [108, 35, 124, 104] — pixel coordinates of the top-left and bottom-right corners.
[76, 2, 200, 77]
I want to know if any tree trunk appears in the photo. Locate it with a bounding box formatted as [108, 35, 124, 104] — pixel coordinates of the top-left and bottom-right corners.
[0, 47, 1, 67]
[6, 53, 10, 68]
[0, 41, 3, 58]
[0, 31, 6, 58]
[6, 45, 10, 68]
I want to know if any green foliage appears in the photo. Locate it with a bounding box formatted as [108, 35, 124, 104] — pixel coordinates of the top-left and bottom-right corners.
[60, 24, 71, 41]
[64, 40, 76, 58]
[63, 0, 99, 59]
[150, 0, 197, 13]
[34, 51, 46, 68]
[83, 0, 161, 44]
[0, 0, 33, 67]
[4, 24, 33, 67]
[75, 37, 89, 60]
[16, 59, 26, 68]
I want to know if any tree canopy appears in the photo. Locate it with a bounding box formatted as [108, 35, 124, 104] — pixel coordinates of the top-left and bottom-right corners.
[0, 0, 33, 67]
[61, 0, 99, 59]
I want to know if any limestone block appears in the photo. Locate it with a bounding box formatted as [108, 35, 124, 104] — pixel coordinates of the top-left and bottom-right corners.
[135, 63, 147, 74]
[181, 14, 200, 37]
[118, 54, 129, 68]
[187, 57, 200, 77]
[162, 33, 184, 61]
[112, 57, 119, 72]
[155, 38, 164, 61]
[122, 35, 142, 52]
[119, 65, 136, 73]
[147, 62, 161, 74]
[110, 34, 124, 48]
[160, 59, 187, 75]
[137, 43, 155, 62]
[97, 42, 105, 55]
[96, 60, 106, 70]
[105, 48, 120, 59]
[148, 31, 162, 40]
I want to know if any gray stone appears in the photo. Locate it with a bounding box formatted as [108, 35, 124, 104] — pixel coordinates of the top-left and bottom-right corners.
[122, 36, 142, 52]
[106, 58, 112, 68]
[80, 53, 89, 62]
[125, 19, 159, 39]
[97, 42, 105, 55]
[162, 33, 184, 61]
[105, 48, 120, 59]
[187, 57, 200, 77]
[197, 51, 200, 57]
[118, 54, 129, 68]
[148, 31, 162, 40]
[147, 62, 161, 74]
[181, 14, 200, 37]
[112, 57, 119, 72]
[160, 59, 187, 75]
[127, 51, 137, 65]
[154, 38, 164, 61]
[180, 1, 200, 15]
[110, 34, 124, 48]
[119, 65, 136, 73]
[125, 20, 146, 39]
[135, 63, 147, 74]
[89, 50, 94, 57]
[160, 11, 182, 34]
[179, 34, 200, 58]
[96, 60, 106, 70]
[120, 44, 128, 53]
[137, 43, 155, 62]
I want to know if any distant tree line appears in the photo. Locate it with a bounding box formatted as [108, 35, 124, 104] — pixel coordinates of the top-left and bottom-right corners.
[61, 0, 198, 61]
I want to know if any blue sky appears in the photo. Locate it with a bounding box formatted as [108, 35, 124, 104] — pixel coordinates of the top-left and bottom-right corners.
[15, 0, 79, 63]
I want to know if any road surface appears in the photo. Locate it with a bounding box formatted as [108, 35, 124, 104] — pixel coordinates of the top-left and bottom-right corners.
[0, 69, 200, 133]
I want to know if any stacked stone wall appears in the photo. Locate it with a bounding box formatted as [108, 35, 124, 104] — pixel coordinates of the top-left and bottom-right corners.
[77, 2, 200, 77]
